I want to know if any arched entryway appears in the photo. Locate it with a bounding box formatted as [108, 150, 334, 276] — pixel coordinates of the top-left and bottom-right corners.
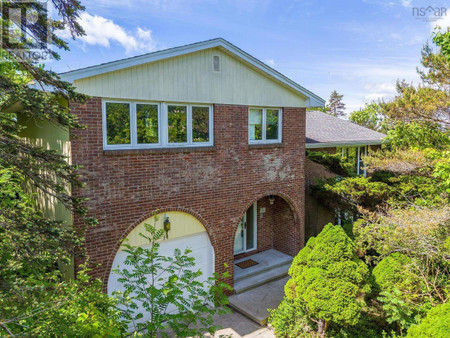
[233, 195, 299, 259]
[232, 195, 299, 293]
[107, 211, 214, 305]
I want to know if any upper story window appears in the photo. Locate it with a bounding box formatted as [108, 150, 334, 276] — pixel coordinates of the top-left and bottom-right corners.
[103, 100, 213, 150]
[248, 108, 282, 144]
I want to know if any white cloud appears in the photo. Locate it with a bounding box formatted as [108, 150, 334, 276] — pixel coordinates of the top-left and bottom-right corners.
[401, 0, 412, 8]
[264, 59, 276, 67]
[60, 13, 157, 54]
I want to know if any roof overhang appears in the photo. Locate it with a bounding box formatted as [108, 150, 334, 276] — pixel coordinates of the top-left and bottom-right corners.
[59, 38, 325, 107]
[306, 140, 384, 149]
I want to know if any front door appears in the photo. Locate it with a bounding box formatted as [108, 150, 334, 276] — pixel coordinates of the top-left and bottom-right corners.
[234, 202, 257, 255]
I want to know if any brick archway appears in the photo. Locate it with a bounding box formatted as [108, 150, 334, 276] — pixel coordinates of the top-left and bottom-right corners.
[231, 191, 302, 261]
[101, 206, 216, 285]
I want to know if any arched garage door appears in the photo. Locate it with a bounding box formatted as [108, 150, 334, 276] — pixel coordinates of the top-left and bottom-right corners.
[107, 211, 214, 312]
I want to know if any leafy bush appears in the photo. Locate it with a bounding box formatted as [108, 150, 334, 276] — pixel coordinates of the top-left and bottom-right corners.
[406, 302, 450, 337]
[1, 265, 125, 336]
[306, 150, 355, 177]
[271, 224, 371, 337]
[113, 222, 231, 337]
[383, 122, 450, 150]
[269, 298, 312, 337]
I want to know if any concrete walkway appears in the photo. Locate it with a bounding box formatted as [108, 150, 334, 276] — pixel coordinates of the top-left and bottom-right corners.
[205, 309, 275, 338]
[228, 277, 288, 325]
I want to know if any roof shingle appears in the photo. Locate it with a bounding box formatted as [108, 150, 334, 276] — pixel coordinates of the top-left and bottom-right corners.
[306, 110, 386, 148]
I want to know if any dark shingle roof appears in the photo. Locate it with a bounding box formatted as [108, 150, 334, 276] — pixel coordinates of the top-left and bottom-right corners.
[306, 110, 386, 148]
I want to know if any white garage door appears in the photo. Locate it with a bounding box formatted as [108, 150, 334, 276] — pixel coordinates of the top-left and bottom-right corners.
[107, 231, 214, 322]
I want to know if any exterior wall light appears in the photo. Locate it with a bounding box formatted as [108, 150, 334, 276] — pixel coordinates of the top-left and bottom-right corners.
[269, 195, 275, 205]
[164, 216, 171, 239]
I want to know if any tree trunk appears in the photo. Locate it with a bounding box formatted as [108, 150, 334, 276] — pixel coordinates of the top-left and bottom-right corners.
[317, 319, 327, 338]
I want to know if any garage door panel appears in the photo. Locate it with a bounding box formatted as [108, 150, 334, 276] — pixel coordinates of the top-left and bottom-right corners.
[107, 231, 214, 327]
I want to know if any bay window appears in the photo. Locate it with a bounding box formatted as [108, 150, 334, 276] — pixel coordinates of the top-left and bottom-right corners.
[103, 100, 213, 149]
[248, 107, 281, 144]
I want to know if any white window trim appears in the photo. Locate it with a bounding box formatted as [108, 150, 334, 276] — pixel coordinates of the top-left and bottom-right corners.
[248, 107, 282, 144]
[234, 201, 258, 255]
[103, 99, 213, 150]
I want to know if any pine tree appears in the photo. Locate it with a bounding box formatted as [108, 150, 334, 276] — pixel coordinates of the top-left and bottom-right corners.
[327, 90, 346, 117]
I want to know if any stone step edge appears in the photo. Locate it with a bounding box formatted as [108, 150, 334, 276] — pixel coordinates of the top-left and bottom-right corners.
[233, 266, 290, 294]
[234, 259, 292, 282]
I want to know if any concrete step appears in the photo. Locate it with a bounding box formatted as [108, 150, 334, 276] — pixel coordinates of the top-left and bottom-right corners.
[233, 262, 291, 294]
[234, 256, 292, 283]
[229, 277, 289, 325]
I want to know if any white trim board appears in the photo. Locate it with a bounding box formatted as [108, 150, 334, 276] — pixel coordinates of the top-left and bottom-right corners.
[306, 140, 384, 149]
[59, 38, 325, 108]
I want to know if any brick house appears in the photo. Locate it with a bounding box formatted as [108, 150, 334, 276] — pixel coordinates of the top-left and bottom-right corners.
[16, 39, 325, 298]
[15, 38, 391, 321]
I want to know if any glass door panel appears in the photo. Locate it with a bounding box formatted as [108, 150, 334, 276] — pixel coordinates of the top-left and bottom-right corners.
[234, 215, 245, 254]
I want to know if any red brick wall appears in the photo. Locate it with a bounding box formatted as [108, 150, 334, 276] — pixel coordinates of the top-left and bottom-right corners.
[234, 196, 297, 260]
[70, 98, 306, 288]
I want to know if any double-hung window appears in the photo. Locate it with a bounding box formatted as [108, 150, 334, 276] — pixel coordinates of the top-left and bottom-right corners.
[103, 100, 213, 150]
[248, 108, 281, 144]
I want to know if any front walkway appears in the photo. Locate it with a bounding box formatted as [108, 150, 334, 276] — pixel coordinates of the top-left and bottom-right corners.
[205, 308, 275, 338]
[229, 277, 289, 325]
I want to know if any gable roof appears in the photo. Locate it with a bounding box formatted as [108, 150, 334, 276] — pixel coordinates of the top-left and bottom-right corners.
[306, 110, 386, 148]
[59, 38, 325, 107]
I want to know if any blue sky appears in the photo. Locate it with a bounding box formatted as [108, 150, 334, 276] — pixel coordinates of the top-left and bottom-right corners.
[52, 0, 450, 112]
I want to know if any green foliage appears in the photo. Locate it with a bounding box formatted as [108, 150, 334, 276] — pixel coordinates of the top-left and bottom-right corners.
[271, 224, 370, 337]
[269, 298, 312, 338]
[355, 206, 450, 334]
[373, 254, 426, 333]
[406, 302, 450, 338]
[349, 102, 387, 132]
[1, 264, 125, 336]
[432, 27, 450, 61]
[382, 80, 450, 129]
[306, 150, 355, 177]
[0, 1, 109, 334]
[384, 122, 450, 150]
[323, 176, 394, 210]
[113, 220, 231, 337]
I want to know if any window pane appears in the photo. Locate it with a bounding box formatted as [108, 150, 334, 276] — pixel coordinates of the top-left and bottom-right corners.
[106, 102, 130, 145]
[137, 104, 158, 144]
[168, 105, 187, 143]
[266, 109, 279, 140]
[192, 106, 210, 142]
[249, 109, 262, 141]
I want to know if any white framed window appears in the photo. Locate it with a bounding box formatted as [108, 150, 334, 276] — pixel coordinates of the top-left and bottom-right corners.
[248, 107, 282, 144]
[103, 100, 213, 150]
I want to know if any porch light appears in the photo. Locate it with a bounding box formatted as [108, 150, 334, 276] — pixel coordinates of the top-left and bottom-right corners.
[164, 216, 171, 239]
[269, 195, 275, 205]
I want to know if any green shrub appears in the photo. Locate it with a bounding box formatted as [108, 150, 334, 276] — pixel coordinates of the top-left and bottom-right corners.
[407, 302, 450, 337]
[373, 253, 433, 334]
[306, 150, 354, 177]
[268, 298, 312, 337]
[270, 224, 371, 337]
[0, 265, 126, 336]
